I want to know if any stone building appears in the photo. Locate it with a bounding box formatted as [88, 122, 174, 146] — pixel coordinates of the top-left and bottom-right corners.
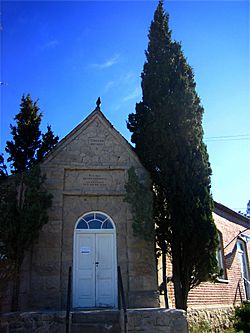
[1, 106, 159, 312]
[1, 103, 249, 332]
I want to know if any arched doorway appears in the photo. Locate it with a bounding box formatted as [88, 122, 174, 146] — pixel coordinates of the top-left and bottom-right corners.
[73, 212, 117, 308]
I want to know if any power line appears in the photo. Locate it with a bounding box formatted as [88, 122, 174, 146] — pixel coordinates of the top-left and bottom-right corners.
[205, 138, 250, 142]
[206, 134, 250, 139]
[204, 134, 250, 142]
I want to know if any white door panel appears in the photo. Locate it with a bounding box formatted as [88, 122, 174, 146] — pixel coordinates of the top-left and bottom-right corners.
[74, 232, 116, 308]
[96, 234, 115, 307]
[74, 234, 95, 307]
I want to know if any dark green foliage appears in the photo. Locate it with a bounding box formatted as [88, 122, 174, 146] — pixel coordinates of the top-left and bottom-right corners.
[0, 167, 52, 310]
[0, 155, 8, 179]
[6, 95, 42, 173]
[0, 178, 17, 260]
[234, 302, 250, 333]
[0, 94, 58, 310]
[124, 167, 154, 240]
[127, 0, 218, 309]
[0, 254, 14, 312]
[37, 125, 59, 161]
[154, 184, 171, 254]
[0, 167, 52, 263]
[5, 94, 59, 174]
[154, 184, 171, 308]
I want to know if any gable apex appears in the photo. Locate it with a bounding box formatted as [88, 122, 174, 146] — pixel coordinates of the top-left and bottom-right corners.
[42, 105, 142, 167]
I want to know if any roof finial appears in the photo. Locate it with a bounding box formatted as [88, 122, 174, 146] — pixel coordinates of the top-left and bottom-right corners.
[96, 97, 101, 110]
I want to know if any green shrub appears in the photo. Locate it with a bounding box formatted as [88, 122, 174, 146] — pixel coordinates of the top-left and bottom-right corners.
[234, 302, 250, 333]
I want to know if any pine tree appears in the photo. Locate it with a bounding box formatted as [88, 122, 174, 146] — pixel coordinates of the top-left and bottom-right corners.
[0, 94, 58, 310]
[6, 95, 42, 173]
[5, 94, 58, 173]
[127, 0, 218, 310]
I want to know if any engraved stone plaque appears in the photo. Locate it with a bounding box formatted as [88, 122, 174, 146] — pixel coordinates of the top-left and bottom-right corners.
[64, 169, 125, 194]
[88, 137, 105, 147]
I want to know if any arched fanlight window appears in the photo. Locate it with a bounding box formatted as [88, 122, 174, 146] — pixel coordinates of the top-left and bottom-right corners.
[76, 212, 114, 230]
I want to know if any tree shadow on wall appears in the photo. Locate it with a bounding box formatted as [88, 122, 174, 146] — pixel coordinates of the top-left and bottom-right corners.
[225, 243, 237, 270]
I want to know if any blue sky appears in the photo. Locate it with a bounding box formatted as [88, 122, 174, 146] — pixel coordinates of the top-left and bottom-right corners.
[1, 1, 249, 213]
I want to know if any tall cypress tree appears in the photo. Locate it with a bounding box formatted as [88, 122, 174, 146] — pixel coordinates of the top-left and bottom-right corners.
[127, 0, 218, 310]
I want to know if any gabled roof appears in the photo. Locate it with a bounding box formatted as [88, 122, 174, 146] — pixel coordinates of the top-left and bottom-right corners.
[214, 201, 250, 225]
[42, 106, 142, 166]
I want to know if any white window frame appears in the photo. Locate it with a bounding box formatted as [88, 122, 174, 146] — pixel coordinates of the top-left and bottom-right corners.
[237, 238, 250, 300]
[216, 230, 228, 282]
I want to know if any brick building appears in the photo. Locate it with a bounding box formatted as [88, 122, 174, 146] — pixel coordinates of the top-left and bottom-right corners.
[159, 202, 250, 309]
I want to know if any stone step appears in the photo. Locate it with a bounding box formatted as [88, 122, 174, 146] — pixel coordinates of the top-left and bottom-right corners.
[71, 310, 121, 333]
[71, 322, 121, 333]
[71, 309, 120, 323]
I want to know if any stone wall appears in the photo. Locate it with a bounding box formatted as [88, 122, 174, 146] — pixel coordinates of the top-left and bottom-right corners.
[126, 308, 187, 333]
[0, 312, 66, 333]
[187, 307, 235, 332]
[0, 309, 188, 333]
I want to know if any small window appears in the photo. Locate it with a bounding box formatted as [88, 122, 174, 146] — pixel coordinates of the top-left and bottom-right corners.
[237, 239, 250, 300]
[216, 231, 227, 280]
[76, 212, 114, 230]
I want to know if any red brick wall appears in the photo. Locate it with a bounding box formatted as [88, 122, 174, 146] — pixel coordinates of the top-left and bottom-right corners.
[160, 206, 250, 308]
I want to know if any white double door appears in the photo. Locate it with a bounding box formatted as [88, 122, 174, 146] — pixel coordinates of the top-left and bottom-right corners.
[73, 232, 117, 308]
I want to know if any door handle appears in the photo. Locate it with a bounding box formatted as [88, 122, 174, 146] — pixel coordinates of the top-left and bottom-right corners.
[95, 262, 99, 266]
